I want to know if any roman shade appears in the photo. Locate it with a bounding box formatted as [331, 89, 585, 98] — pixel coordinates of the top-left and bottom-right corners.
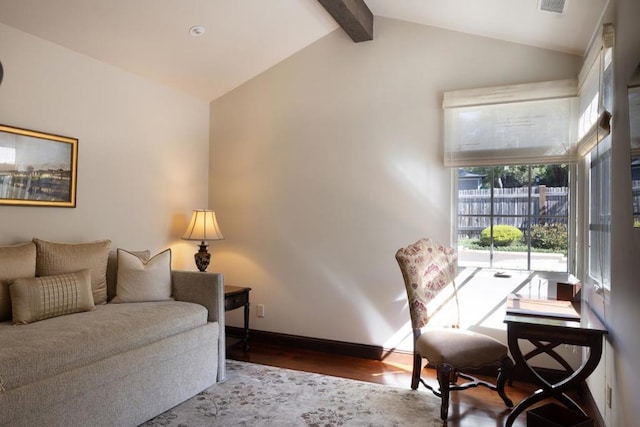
[576, 23, 614, 158]
[443, 79, 578, 167]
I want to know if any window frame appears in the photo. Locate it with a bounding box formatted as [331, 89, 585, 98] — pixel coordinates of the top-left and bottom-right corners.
[453, 163, 576, 273]
[577, 23, 613, 298]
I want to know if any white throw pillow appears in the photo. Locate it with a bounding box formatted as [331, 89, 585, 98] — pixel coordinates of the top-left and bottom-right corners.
[106, 249, 150, 302]
[111, 249, 173, 303]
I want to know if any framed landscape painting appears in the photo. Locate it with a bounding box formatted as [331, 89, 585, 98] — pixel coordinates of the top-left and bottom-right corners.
[0, 124, 78, 207]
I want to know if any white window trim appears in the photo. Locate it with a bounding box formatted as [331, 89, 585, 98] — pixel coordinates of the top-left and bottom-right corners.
[452, 164, 575, 274]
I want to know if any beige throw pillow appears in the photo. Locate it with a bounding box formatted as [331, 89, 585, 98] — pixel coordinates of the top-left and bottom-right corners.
[111, 248, 173, 303]
[0, 242, 37, 322]
[106, 249, 151, 302]
[34, 238, 111, 305]
[10, 269, 94, 324]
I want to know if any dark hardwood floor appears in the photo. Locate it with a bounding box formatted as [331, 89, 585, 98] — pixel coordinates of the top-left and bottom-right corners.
[227, 339, 598, 427]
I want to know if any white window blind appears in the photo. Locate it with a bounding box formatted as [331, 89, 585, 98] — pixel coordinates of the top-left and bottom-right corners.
[443, 79, 578, 167]
[576, 23, 614, 158]
[578, 54, 600, 141]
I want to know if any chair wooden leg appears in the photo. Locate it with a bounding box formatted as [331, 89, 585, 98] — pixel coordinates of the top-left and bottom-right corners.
[497, 356, 514, 408]
[411, 352, 422, 390]
[436, 363, 453, 420]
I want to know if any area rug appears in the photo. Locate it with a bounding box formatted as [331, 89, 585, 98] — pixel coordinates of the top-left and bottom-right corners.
[140, 360, 442, 426]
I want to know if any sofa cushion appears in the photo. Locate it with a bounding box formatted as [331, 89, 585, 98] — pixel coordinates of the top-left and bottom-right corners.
[0, 242, 36, 322]
[111, 249, 172, 303]
[10, 269, 94, 324]
[34, 238, 111, 305]
[106, 249, 150, 301]
[0, 322, 220, 427]
[0, 300, 209, 392]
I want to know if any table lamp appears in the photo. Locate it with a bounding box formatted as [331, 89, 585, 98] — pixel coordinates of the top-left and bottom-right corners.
[181, 209, 224, 272]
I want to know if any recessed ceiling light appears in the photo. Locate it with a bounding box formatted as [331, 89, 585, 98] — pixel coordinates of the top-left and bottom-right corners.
[189, 26, 205, 36]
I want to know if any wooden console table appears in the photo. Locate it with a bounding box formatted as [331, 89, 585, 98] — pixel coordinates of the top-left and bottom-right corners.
[504, 301, 607, 427]
[224, 286, 251, 351]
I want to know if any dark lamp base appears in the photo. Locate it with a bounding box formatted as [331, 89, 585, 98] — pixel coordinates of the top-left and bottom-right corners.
[194, 243, 211, 272]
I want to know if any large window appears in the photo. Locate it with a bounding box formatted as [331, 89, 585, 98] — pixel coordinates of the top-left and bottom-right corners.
[586, 138, 611, 289]
[457, 164, 570, 272]
[444, 80, 578, 273]
[578, 24, 613, 292]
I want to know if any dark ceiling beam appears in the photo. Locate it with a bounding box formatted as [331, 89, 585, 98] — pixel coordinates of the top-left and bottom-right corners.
[317, 0, 373, 43]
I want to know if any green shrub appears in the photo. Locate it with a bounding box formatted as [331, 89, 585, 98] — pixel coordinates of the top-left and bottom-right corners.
[529, 223, 567, 251]
[479, 225, 523, 247]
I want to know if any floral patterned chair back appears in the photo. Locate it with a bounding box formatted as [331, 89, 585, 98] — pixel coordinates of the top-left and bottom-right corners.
[395, 238, 457, 330]
[395, 238, 513, 421]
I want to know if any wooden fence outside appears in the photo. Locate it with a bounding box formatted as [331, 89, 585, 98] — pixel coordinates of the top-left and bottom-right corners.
[458, 186, 569, 239]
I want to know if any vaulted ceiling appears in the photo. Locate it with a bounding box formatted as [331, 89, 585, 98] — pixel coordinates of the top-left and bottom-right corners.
[0, 0, 608, 102]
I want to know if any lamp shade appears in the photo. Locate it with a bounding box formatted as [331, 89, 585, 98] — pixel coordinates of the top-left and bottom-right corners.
[182, 210, 224, 242]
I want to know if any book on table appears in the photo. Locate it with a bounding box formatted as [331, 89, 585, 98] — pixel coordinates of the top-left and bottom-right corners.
[506, 294, 580, 320]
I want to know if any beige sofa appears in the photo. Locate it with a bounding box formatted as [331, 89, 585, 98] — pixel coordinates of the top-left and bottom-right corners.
[0, 240, 226, 427]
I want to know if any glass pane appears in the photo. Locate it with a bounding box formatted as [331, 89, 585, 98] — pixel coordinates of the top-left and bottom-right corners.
[458, 215, 491, 241]
[491, 252, 529, 271]
[491, 216, 528, 270]
[588, 137, 611, 287]
[633, 158, 640, 224]
[457, 230, 491, 268]
[458, 201, 491, 268]
[457, 164, 569, 272]
[529, 217, 569, 272]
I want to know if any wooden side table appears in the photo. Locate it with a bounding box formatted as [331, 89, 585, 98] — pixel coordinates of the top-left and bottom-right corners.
[504, 302, 607, 426]
[224, 286, 251, 351]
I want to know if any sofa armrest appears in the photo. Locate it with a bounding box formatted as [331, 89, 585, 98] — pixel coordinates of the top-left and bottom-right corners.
[171, 270, 226, 382]
[171, 271, 224, 322]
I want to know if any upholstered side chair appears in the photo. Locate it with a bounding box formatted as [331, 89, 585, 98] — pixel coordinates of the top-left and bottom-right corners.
[395, 238, 514, 420]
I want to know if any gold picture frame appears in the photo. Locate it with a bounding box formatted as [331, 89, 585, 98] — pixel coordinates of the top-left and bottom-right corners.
[0, 124, 78, 207]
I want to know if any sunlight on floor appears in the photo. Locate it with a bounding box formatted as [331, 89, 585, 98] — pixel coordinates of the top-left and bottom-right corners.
[429, 268, 577, 332]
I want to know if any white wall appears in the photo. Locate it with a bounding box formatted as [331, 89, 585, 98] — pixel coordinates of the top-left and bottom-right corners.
[607, 0, 640, 424]
[0, 23, 210, 268]
[209, 17, 581, 348]
[576, 1, 640, 424]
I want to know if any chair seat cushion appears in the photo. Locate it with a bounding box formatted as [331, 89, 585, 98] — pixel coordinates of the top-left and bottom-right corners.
[416, 328, 508, 369]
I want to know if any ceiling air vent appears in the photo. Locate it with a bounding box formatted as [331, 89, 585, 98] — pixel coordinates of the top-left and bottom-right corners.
[539, 0, 566, 14]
